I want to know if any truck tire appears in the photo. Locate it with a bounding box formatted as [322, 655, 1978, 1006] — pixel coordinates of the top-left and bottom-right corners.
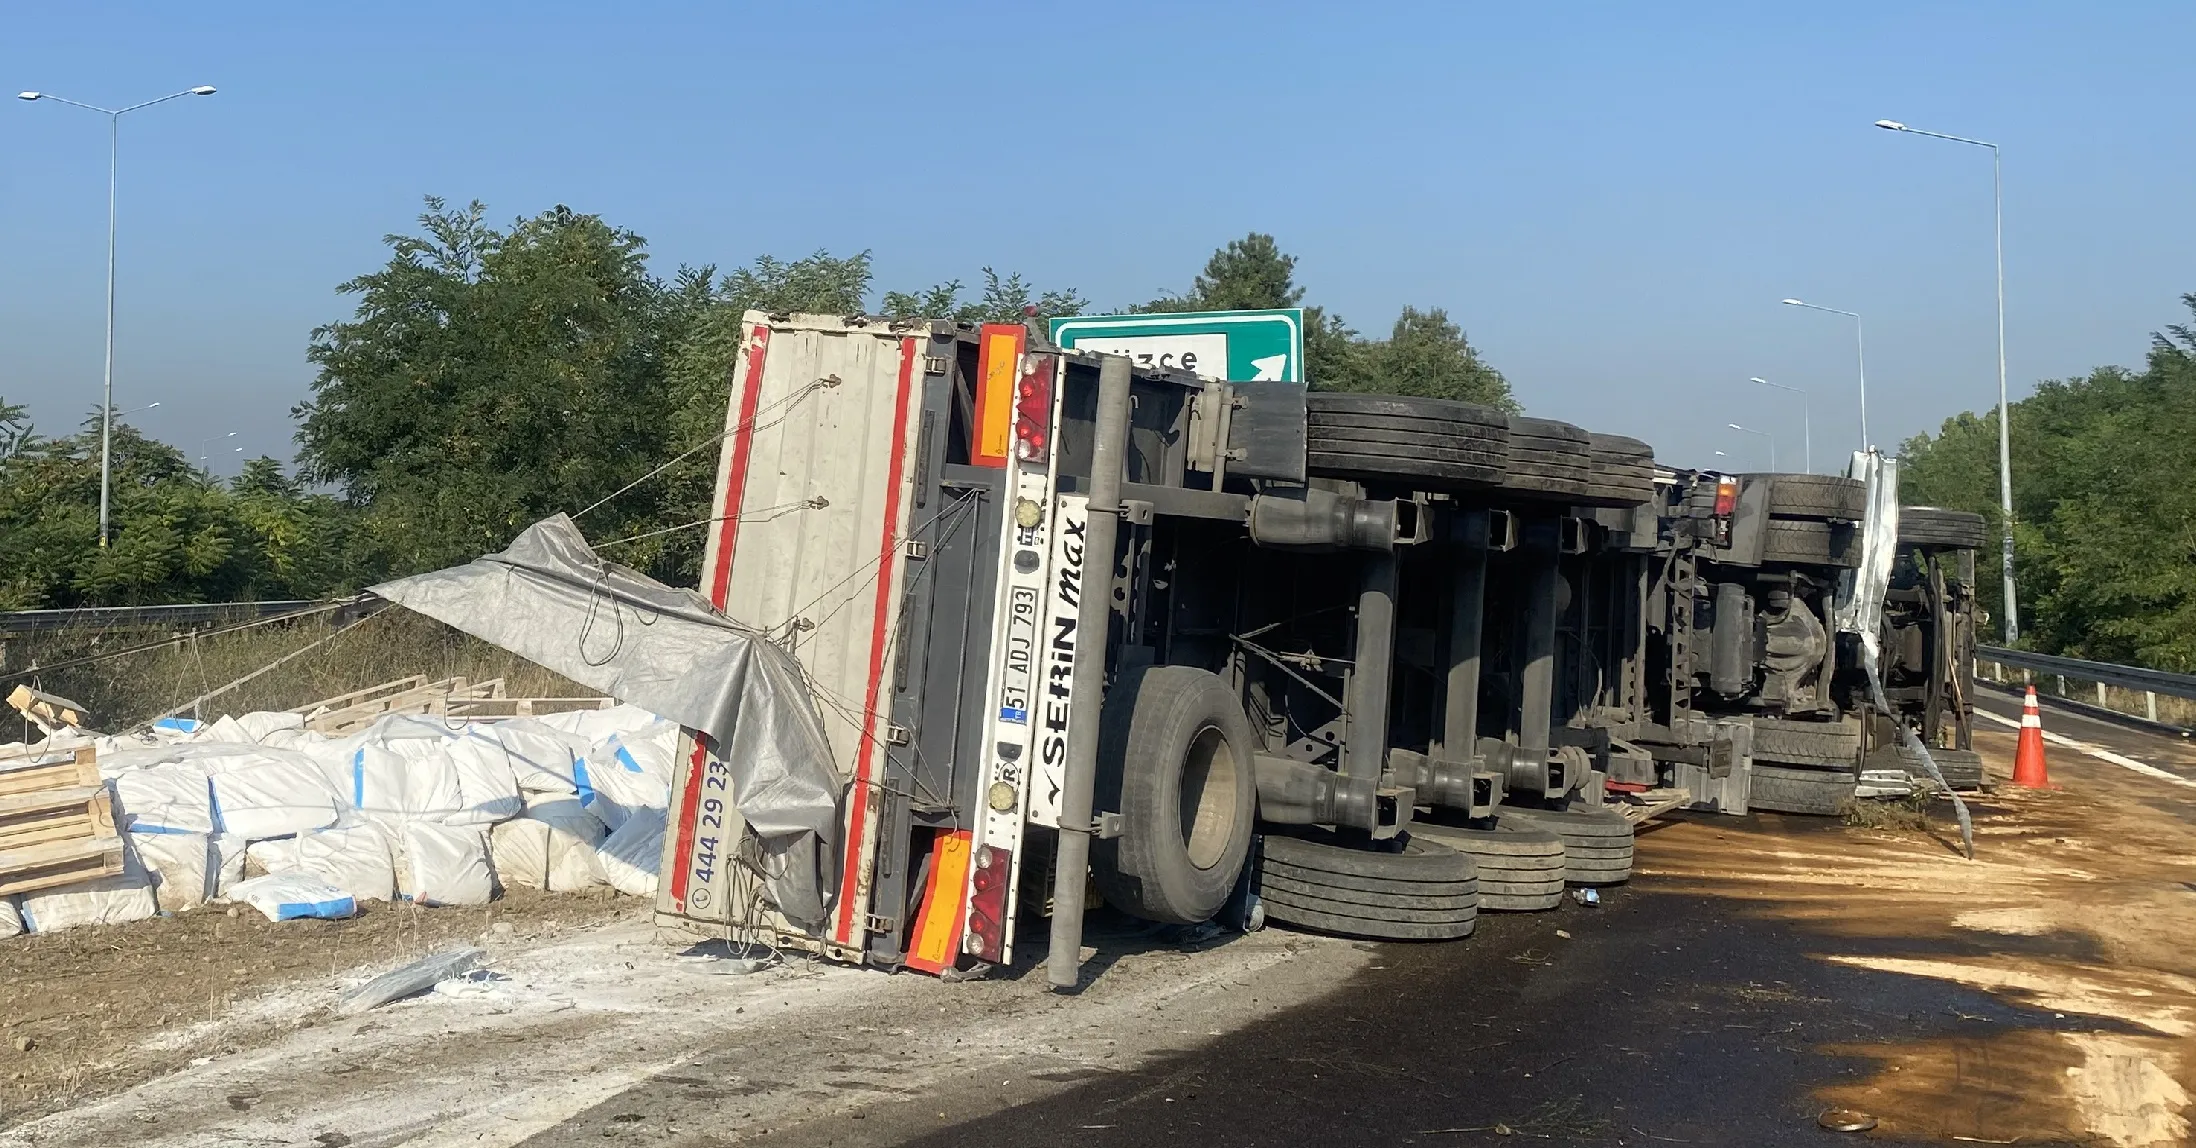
[1748, 763, 1857, 815]
[1496, 803, 1635, 885]
[1867, 745, 1985, 791]
[1748, 716, 1861, 768]
[1581, 433, 1656, 507]
[1760, 519, 1861, 568]
[1405, 821, 1566, 910]
[1260, 830, 1479, 941]
[1501, 417, 1593, 500]
[1899, 506, 1987, 550]
[1742, 474, 1866, 521]
[1304, 394, 1507, 488]
[1091, 666, 1258, 924]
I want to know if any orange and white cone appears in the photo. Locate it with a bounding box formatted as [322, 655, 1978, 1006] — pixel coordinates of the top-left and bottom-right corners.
[2011, 685, 2051, 788]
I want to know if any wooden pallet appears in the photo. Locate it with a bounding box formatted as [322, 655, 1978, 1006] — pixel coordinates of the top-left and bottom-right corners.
[0, 746, 123, 897]
[0, 746, 99, 797]
[0, 835, 126, 897]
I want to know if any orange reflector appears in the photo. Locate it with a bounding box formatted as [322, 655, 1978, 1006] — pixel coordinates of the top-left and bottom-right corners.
[973, 324, 1026, 468]
[904, 829, 973, 974]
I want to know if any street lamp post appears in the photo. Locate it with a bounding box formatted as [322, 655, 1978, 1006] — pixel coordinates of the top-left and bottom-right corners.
[198, 430, 238, 463]
[17, 85, 217, 548]
[1780, 299, 1869, 453]
[1749, 377, 1809, 474]
[1876, 118, 2019, 644]
[1728, 422, 1775, 471]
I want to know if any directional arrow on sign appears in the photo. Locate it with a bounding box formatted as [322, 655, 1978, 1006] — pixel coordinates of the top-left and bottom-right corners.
[1250, 353, 1288, 382]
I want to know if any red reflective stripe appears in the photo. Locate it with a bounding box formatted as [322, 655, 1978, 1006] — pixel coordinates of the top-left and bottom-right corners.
[707, 324, 772, 608]
[666, 736, 712, 910]
[834, 336, 921, 944]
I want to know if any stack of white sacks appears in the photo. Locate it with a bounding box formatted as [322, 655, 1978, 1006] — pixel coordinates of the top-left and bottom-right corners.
[0, 704, 677, 936]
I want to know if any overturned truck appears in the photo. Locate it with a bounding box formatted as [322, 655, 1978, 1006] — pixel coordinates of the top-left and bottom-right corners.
[655, 314, 1955, 984]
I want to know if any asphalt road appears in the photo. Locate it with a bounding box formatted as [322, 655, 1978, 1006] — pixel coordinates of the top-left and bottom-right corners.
[739, 816, 2110, 1148]
[1972, 683, 2196, 788]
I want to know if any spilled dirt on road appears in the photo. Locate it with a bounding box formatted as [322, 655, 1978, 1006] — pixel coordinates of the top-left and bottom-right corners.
[1636, 730, 2196, 1145]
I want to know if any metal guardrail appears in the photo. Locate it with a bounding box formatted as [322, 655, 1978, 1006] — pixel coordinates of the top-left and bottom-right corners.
[1976, 644, 2196, 705]
[0, 599, 337, 638]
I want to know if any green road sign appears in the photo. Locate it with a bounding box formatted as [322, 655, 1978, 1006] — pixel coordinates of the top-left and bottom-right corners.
[1049, 308, 1304, 384]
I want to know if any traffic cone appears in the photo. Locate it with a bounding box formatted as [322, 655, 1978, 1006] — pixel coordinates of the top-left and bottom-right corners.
[2011, 685, 2051, 788]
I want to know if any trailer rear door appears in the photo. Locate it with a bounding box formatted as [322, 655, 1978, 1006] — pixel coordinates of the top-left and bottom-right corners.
[664, 313, 928, 957]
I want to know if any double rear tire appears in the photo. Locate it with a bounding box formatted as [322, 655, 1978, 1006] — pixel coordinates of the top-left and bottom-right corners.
[1260, 831, 1480, 940]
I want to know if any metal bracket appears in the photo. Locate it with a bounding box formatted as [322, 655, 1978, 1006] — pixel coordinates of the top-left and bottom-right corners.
[885, 725, 911, 747]
[921, 354, 950, 376]
[903, 540, 930, 560]
[1119, 500, 1155, 526]
[1095, 811, 1126, 839]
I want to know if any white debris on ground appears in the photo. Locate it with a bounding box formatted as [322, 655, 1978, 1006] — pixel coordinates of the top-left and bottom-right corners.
[0, 914, 1360, 1148]
[0, 704, 679, 934]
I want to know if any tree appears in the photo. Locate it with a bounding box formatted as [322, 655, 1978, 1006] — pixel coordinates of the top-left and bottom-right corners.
[1333, 306, 1516, 411]
[882, 268, 1087, 326]
[1899, 291, 2196, 669]
[0, 407, 347, 609]
[1142, 232, 1514, 409]
[298, 198, 684, 580]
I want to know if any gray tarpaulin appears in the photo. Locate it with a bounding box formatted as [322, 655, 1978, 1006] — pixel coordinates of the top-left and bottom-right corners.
[370, 514, 843, 926]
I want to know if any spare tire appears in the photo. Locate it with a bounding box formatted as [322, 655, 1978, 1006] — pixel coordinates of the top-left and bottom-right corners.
[1749, 763, 1857, 816]
[1899, 506, 1987, 550]
[1260, 830, 1480, 941]
[1744, 474, 1866, 521]
[1406, 821, 1567, 911]
[1091, 666, 1257, 924]
[1761, 519, 1861, 568]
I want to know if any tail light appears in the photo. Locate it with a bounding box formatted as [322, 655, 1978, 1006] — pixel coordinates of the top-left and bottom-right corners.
[973, 324, 1027, 468]
[964, 845, 1011, 961]
[1713, 477, 1739, 518]
[1013, 356, 1055, 464]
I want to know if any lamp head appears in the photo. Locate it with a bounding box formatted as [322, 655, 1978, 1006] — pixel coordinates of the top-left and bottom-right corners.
[1875, 119, 1906, 131]
[190, 86, 216, 96]
[1780, 298, 1804, 307]
[1727, 423, 1745, 431]
[17, 92, 40, 101]
[1748, 377, 1767, 385]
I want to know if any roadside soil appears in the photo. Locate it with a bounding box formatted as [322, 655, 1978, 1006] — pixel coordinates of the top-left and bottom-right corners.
[0, 888, 630, 1127]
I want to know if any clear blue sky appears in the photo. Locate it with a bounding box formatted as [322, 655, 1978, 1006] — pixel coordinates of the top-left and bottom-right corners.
[4, 2, 2190, 476]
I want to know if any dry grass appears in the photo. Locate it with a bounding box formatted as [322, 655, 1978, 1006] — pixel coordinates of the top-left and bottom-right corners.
[1841, 792, 1935, 832]
[2, 607, 586, 732]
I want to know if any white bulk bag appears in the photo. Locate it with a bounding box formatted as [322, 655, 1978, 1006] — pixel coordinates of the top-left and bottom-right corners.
[528, 796, 607, 891]
[444, 729, 522, 825]
[235, 711, 306, 742]
[488, 818, 552, 889]
[225, 873, 357, 921]
[245, 836, 300, 877]
[298, 823, 397, 902]
[210, 833, 249, 896]
[493, 719, 589, 795]
[112, 764, 215, 836]
[209, 756, 342, 839]
[597, 806, 666, 898]
[0, 897, 21, 939]
[132, 831, 213, 911]
[20, 844, 157, 933]
[582, 728, 675, 832]
[401, 821, 494, 906]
